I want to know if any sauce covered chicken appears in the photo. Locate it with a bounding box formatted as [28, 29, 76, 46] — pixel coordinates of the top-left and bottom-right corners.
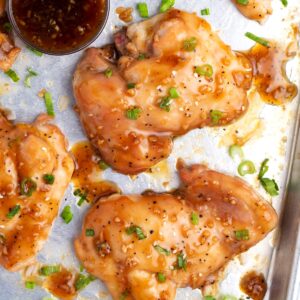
[0, 112, 74, 271]
[233, 0, 273, 22]
[75, 161, 277, 300]
[73, 9, 253, 175]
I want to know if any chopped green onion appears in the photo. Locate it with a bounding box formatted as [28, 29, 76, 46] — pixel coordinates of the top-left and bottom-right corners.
[245, 32, 270, 48]
[159, 97, 172, 112]
[169, 87, 180, 99]
[201, 8, 210, 16]
[260, 178, 279, 196]
[160, 0, 175, 13]
[236, 0, 249, 5]
[210, 110, 223, 125]
[6, 205, 21, 219]
[98, 160, 109, 170]
[40, 265, 60, 276]
[229, 145, 244, 160]
[75, 274, 95, 291]
[153, 245, 171, 256]
[138, 53, 147, 60]
[127, 83, 136, 89]
[120, 290, 129, 300]
[258, 159, 279, 196]
[20, 178, 37, 196]
[281, 0, 288, 7]
[3, 22, 12, 33]
[25, 281, 36, 289]
[183, 37, 198, 52]
[74, 189, 87, 206]
[126, 225, 146, 240]
[234, 229, 250, 241]
[24, 68, 38, 88]
[176, 253, 187, 271]
[204, 296, 216, 300]
[104, 68, 113, 78]
[43, 91, 55, 117]
[126, 107, 142, 120]
[195, 64, 213, 77]
[258, 158, 269, 179]
[43, 174, 55, 185]
[137, 3, 149, 18]
[5, 69, 20, 82]
[191, 212, 199, 225]
[86, 228, 95, 237]
[238, 160, 256, 176]
[27, 46, 43, 57]
[60, 205, 73, 224]
[157, 272, 166, 283]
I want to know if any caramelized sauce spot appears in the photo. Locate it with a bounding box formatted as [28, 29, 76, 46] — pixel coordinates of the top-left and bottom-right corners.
[240, 271, 267, 300]
[44, 268, 76, 300]
[245, 42, 298, 105]
[71, 141, 120, 202]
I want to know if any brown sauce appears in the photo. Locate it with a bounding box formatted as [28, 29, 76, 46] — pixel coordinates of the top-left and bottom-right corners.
[44, 268, 77, 300]
[240, 271, 267, 300]
[245, 42, 298, 105]
[11, 0, 107, 53]
[71, 141, 120, 203]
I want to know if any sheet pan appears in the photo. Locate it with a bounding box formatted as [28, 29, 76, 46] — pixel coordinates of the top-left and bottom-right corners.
[0, 0, 299, 299]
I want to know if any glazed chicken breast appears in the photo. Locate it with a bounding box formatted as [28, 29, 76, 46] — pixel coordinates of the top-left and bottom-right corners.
[0, 32, 20, 72]
[75, 162, 277, 300]
[233, 0, 272, 22]
[0, 112, 74, 271]
[73, 10, 252, 175]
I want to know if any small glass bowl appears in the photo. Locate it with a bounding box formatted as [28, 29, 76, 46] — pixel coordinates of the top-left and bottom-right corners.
[6, 0, 110, 56]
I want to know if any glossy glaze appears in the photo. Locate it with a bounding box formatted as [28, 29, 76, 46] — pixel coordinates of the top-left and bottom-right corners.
[240, 271, 267, 300]
[0, 112, 74, 271]
[73, 10, 253, 174]
[75, 162, 277, 300]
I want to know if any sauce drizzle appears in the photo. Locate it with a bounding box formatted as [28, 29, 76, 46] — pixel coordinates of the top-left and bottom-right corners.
[240, 271, 267, 300]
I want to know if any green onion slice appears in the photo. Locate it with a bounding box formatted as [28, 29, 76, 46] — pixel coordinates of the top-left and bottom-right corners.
[222, 296, 238, 300]
[25, 281, 36, 289]
[24, 68, 38, 88]
[126, 107, 142, 120]
[20, 178, 37, 196]
[159, 97, 172, 112]
[40, 265, 60, 276]
[236, 0, 249, 5]
[98, 160, 109, 170]
[260, 178, 279, 196]
[169, 87, 180, 99]
[6, 205, 21, 219]
[195, 64, 213, 77]
[160, 0, 175, 13]
[120, 290, 129, 300]
[60, 205, 73, 224]
[245, 32, 270, 48]
[5, 69, 20, 82]
[238, 160, 256, 176]
[157, 272, 166, 283]
[258, 158, 269, 179]
[104, 68, 113, 78]
[191, 212, 199, 225]
[201, 8, 210, 16]
[281, 0, 288, 7]
[43, 174, 55, 185]
[183, 37, 198, 52]
[153, 244, 171, 256]
[229, 145, 244, 160]
[137, 3, 149, 18]
[3, 22, 12, 33]
[234, 229, 250, 241]
[86, 228, 95, 237]
[43, 91, 55, 117]
[126, 225, 146, 240]
[204, 296, 216, 300]
[75, 274, 95, 291]
[127, 83, 136, 89]
[176, 253, 187, 271]
[27, 46, 43, 57]
[210, 110, 223, 125]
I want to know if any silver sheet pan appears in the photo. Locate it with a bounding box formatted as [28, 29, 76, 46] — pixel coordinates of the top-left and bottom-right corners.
[0, 0, 299, 299]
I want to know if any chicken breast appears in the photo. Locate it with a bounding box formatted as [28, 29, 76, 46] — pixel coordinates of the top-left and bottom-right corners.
[0, 112, 74, 271]
[233, 0, 272, 22]
[0, 32, 20, 72]
[75, 162, 277, 300]
[73, 10, 252, 175]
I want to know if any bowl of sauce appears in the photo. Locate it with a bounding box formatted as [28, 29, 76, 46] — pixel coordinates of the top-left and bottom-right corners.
[7, 0, 109, 55]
